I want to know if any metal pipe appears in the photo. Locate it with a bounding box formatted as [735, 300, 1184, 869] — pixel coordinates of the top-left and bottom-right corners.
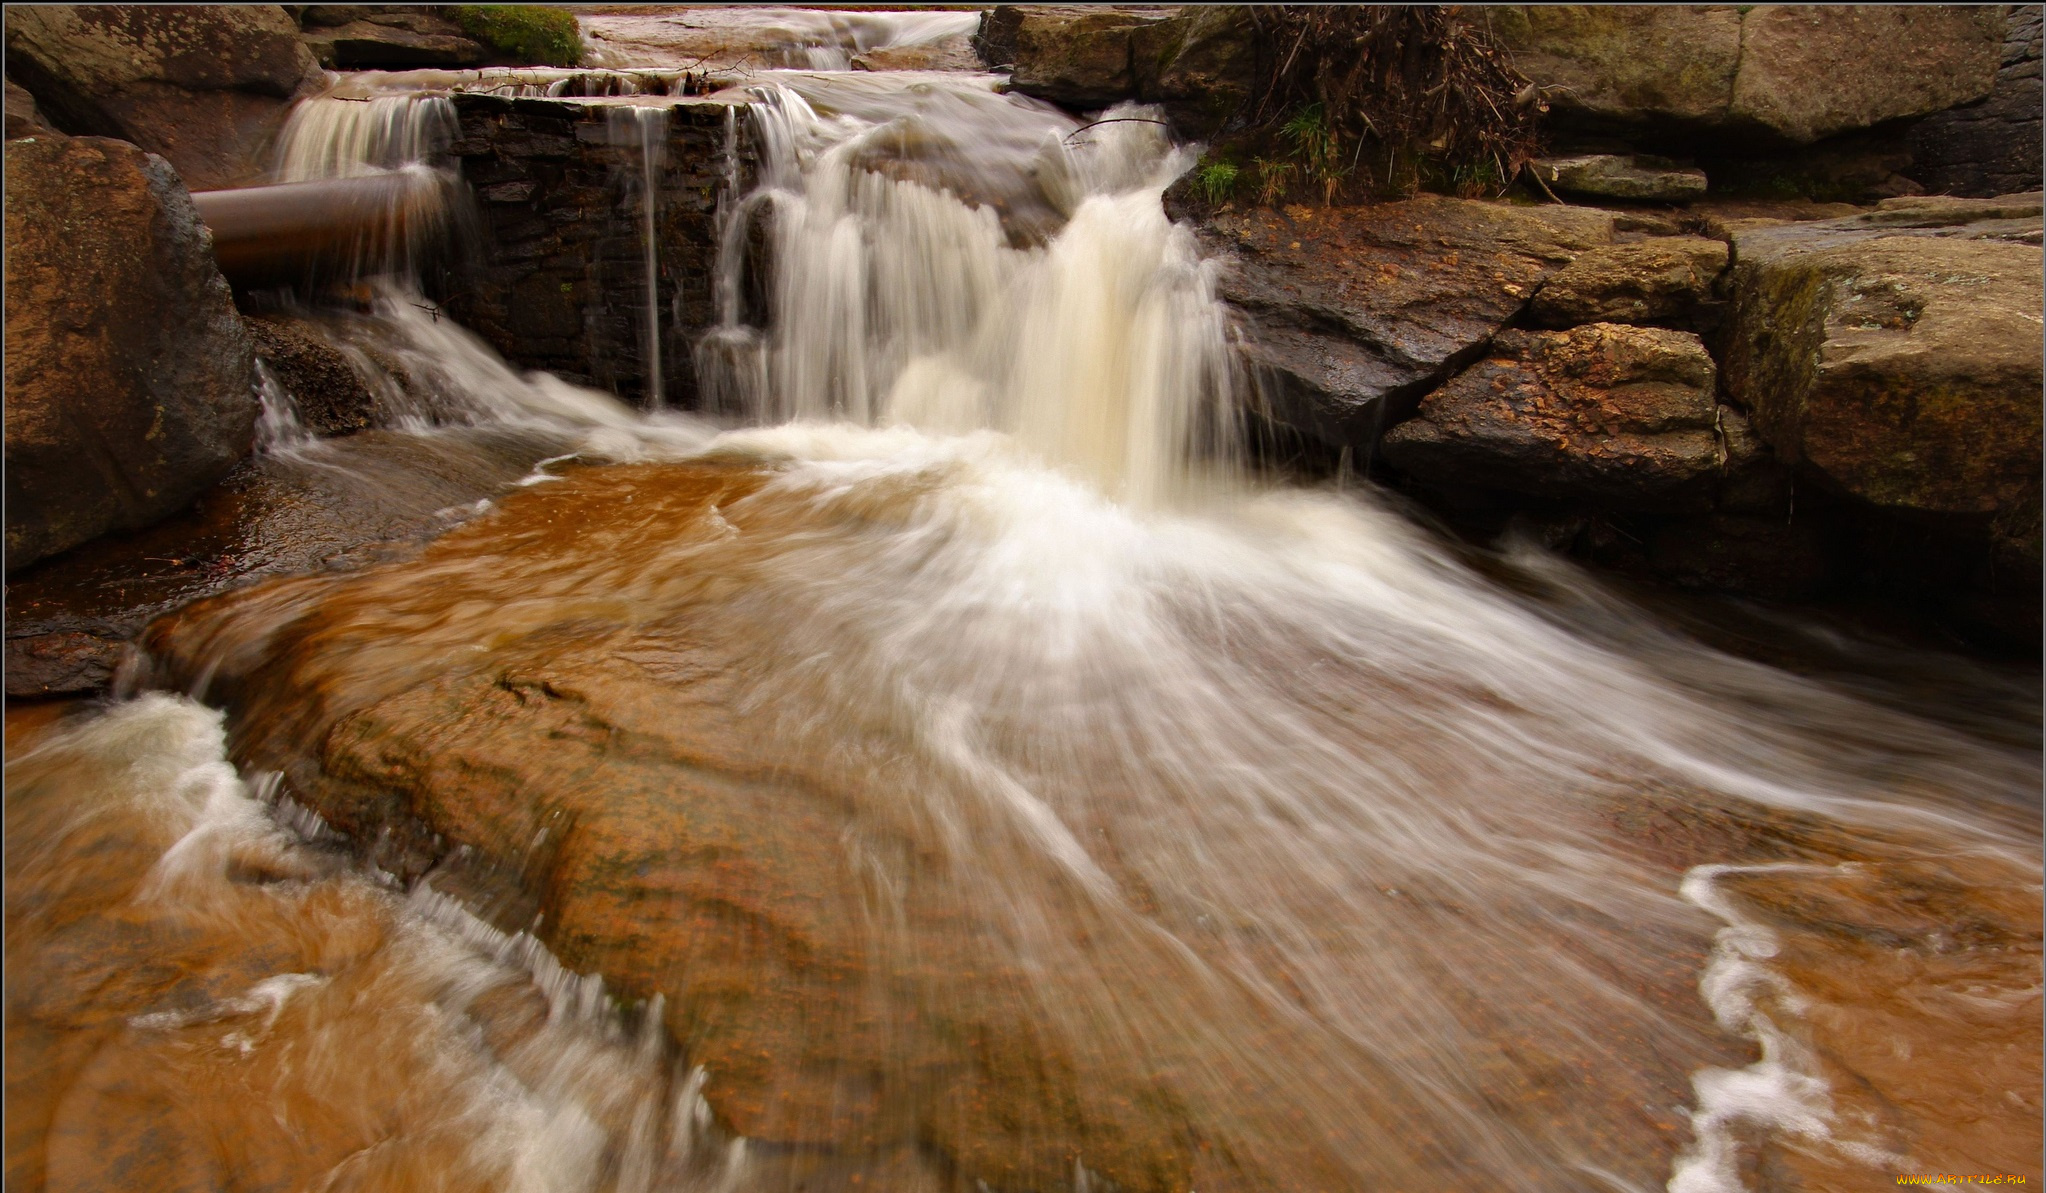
[191, 169, 454, 288]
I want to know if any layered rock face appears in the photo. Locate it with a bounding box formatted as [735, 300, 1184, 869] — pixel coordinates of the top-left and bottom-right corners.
[4, 136, 258, 570]
[2, 5, 322, 188]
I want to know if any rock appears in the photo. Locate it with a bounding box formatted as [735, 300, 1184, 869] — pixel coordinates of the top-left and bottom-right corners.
[1529, 236, 1728, 328]
[5, 78, 56, 139]
[3, 5, 323, 189]
[1533, 154, 1708, 202]
[4, 137, 258, 571]
[1721, 195, 2044, 518]
[1732, 6, 2005, 145]
[977, 5, 1181, 110]
[978, 6, 1256, 135]
[1380, 324, 1729, 510]
[1195, 197, 1616, 449]
[244, 314, 378, 435]
[1487, 6, 1744, 132]
[3, 630, 125, 698]
[1132, 5, 1256, 136]
[1911, 6, 2044, 199]
[300, 8, 489, 70]
[1491, 5, 2003, 146]
[4, 429, 556, 698]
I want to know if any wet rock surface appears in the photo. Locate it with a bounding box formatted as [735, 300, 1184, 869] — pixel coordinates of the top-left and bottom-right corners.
[1720, 194, 2044, 519]
[4, 136, 258, 572]
[4, 429, 560, 698]
[1528, 235, 1728, 329]
[2, 5, 322, 188]
[245, 313, 379, 435]
[1381, 324, 1730, 511]
[1193, 197, 1616, 450]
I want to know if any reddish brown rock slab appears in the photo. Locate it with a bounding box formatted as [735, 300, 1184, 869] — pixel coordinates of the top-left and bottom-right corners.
[1197, 197, 1617, 448]
[1721, 194, 2044, 518]
[143, 460, 1737, 1193]
[4, 135, 256, 570]
[1381, 324, 1732, 510]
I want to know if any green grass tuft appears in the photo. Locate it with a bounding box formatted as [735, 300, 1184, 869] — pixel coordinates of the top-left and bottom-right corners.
[1194, 159, 1240, 206]
[451, 5, 585, 67]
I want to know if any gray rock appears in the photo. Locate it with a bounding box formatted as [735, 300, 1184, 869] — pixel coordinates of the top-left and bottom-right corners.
[1380, 324, 1728, 510]
[1720, 194, 2044, 518]
[1529, 236, 1729, 328]
[1532, 154, 1708, 202]
[3, 5, 323, 188]
[4, 137, 259, 570]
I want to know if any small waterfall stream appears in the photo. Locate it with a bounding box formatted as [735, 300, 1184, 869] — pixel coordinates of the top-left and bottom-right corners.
[7, 14, 2038, 1193]
[609, 105, 672, 408]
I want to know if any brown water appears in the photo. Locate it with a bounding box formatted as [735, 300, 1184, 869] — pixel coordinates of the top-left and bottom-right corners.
[6, 15, 2041, 1193]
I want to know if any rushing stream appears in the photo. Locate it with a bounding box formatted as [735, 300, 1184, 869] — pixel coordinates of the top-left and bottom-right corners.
[6, 11, 2039, 1193]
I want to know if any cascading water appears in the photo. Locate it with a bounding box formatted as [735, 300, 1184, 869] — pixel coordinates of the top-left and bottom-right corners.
[9, 17, 2038, 1193]
[609, 105, 672, 408]
[700, 76, 1241, 506]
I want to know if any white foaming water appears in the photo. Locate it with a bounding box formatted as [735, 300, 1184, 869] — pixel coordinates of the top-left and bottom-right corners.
[700, 75, 1240, 507]
[44, 28, 2040, 1193]
[5, 695, 751, 1193]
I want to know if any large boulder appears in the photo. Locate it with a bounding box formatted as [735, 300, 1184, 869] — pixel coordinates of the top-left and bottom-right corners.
[4, 136, 259, 570]
[1528, 236, 1729, 329]
[1194, 197, 1617, 450]
[2, 5, 322, 189]
[1720, 194, 2044, 518]
[1489, 5, 2005, 146]
[1380, 324, 1733, 510]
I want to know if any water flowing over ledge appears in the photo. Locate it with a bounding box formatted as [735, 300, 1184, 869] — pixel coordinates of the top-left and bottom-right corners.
[6, 11, 2040, 1193]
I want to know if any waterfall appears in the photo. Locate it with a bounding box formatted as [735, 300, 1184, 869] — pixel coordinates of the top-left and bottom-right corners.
[608, 105, 671, 408]
[702, 76, 1240, 507]
[19, 27, 2035, 1193]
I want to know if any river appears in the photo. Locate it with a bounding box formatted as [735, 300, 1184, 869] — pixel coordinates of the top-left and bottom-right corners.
[6, 10, 2039, 1193]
